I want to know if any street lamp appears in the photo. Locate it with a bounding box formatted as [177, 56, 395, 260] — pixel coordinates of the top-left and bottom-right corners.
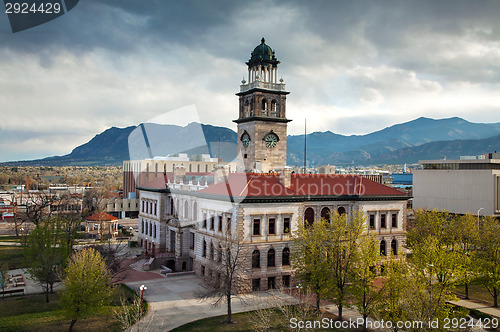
[477, 208, 484, 228]
[139, 284, 147, 316]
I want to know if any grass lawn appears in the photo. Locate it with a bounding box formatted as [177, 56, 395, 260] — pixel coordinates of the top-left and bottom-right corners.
[171, 309, 364, 332]
[453, 284, 495, 306]
[0, 245, 24, 269]
[0, 284, 143, 332]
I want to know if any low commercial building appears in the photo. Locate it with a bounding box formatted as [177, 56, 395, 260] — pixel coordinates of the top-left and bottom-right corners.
[413, 152, 500, 216]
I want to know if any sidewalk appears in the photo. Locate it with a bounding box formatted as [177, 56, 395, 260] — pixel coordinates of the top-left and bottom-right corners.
[449, 299, 500, 318]
[126, 274, 298, 331]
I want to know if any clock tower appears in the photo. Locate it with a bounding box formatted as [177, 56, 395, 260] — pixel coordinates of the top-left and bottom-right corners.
[235, 38, 291, 173]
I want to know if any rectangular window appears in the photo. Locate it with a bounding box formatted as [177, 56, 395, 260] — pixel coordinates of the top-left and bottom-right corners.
[268, 218, 276, 235]
[268, 277, 276, 290]
[381, 214, 386, 228]
[227, 217, 232, 234]
[218, 216, 223, 232]
[392, 213, 397, 228]
[190, 233, 195, 249]
[282, 275, 290, 288]
[203, 213, 207, 229]
[283, 217, 290, 234]
[252, 278, 260, 291]
[369, 215, 375, 229]
[253, 219, 260, 236]
[210, 216, 215, 230]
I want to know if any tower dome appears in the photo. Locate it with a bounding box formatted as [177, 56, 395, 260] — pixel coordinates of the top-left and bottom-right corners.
[247, 38, 279, 67]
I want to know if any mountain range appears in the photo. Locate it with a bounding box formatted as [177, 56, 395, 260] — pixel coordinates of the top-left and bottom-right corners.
[3, 117, 500, 167]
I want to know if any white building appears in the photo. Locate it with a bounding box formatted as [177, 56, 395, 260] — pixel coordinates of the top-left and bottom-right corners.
[414, 153, 500, 216]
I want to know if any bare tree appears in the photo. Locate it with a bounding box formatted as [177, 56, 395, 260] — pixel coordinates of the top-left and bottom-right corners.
[248, 286, 316, 332]
[83, 187, 110, 241]
[114, 296, 143, 331]
[86, 240, 130, 283]
[196, 229, 247, 324]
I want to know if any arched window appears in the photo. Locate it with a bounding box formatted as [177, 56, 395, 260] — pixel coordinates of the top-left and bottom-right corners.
[391, 239, 398, 256]
[169, 197, 174, 215]
[252, 250, 260, 268]
[282, 247, 290, 266]
[338, 206, 346, 215]
[197, 164, 200, 172]
[271, 100, 277, 116]
[261, 99, 267, 110]
[380, 240, 387, 256]
[182, 175, 188, 183]
[189, 164, 192, 172]
[193, 202, 198, 220]
[184, 201, 189, 219]
[267, 248, 275, 267]
[304, 207, 315, 227]
[205, 165, 208, 173]
[191, 176, 197, 184]
[321, 207, 331, 222]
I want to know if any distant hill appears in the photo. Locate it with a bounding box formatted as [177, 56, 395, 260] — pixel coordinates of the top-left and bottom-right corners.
[287, 117, 500, 165]
[2, 117, 500, 167]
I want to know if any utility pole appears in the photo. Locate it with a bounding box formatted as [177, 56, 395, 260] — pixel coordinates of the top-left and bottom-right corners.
[303, 119, 307, 173]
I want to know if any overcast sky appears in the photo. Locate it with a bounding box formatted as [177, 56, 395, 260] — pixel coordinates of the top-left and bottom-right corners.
[1, 0, 500, 162]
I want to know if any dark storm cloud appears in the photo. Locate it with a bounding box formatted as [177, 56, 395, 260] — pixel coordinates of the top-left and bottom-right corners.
[1, 0, 500, 161]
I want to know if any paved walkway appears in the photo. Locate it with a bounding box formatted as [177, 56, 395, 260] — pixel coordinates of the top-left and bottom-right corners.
[125, 274, 297, 331]
[449, 299, 500, 318]
[2, 268, 63, 295]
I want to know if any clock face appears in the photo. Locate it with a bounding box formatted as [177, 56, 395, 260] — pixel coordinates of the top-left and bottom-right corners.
[241, 132, 250, 148]
[264, 132, 279, 148]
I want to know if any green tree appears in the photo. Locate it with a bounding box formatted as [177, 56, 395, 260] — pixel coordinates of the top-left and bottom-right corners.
[292, 217, 332, 311]
[23, 217, 73, 303]
[327, 210, 366, 320]
[350, 234, 382, 331]
[452, 213, 479, 299]
[60, 248, 115, 332]
[476, 216, 500, 307]
[372, 259, 409, 332]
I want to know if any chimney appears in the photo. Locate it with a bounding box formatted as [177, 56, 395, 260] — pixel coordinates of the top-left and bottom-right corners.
[278, 166, 292, 188]
[214, 164, 230, 184]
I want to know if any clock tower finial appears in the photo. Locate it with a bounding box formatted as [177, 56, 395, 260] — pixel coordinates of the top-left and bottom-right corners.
[234, 38, 291, 173]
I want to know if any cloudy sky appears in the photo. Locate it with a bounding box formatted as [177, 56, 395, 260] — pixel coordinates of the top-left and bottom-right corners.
[1, 0, 500, 162]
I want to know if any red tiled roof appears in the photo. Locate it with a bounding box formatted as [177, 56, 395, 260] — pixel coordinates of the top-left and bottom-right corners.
[138, 176, 168, 190]
[199, 173, 296, 197]
[86, 212, 119, 222]
[199, 173, 406, 198]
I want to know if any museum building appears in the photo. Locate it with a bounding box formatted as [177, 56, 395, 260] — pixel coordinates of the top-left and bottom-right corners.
[136, 39, 409, 291]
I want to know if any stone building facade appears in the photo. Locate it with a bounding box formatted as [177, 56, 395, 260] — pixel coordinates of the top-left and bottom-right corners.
[136, 39, 409, 292]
